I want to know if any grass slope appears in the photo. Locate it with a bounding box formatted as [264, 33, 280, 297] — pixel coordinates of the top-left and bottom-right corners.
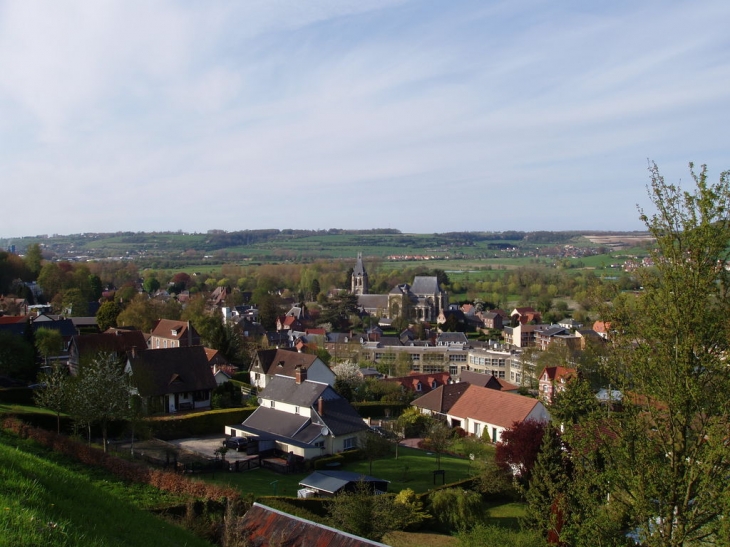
[0, 433, 213, 547]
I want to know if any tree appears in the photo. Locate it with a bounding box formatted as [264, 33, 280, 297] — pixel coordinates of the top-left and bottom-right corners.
[68, 352, 131, 452]
[424, 421, 452, 470]
[361, 430, 393, 475]
[0, 331, 36, 382]
[96, 301, 122, 331]
[565, 163, 730, 546]
[495, 419, 547, 486]
[116, 294, 158, 332]
[23, 243, 43, 280]
[33, 364, 70, 433]
[143, 276, 160, 294]
[328, 481, 419, 540]
[35, 327, 64, 367]
[320, 292, 360, 332]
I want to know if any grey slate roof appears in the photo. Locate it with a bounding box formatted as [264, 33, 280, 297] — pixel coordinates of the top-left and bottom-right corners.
[410, 276, 440, 295]
[260, 375, 331, 407]
[299, 471, 389, 494]
[357, 294, 388, 309]
[353, 252, 367, 275]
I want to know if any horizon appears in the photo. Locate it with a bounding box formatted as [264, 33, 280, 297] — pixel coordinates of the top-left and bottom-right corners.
[1, 1, 728, 236]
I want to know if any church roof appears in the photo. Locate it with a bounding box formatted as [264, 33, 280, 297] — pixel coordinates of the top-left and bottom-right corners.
[353, 252, 367, 275]
[411, 276, 440, 295]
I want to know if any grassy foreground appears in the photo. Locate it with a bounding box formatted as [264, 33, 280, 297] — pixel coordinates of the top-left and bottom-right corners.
[0, 432, 213, 547]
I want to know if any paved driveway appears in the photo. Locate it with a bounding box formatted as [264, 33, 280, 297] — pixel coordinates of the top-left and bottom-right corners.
[167, 434, 253, 461]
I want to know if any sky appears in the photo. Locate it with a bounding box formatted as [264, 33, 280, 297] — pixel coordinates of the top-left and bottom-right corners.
[1, 0, 728, 237]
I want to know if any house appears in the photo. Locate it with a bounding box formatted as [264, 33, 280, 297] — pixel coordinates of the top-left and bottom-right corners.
[298, 470, 389, 498]
[480, 310, 504, 330]
[538, 366, 577, 404]
[149, 319, 201, 349]
[510, 307, 542, 325]
[236, 503, 389, 547]
[249, 348, 335, 390]
[459, 370, 519, 392]
[592, 321, 612, 339]
[276, 315, 303, 332]
[68, 330, 147, 374]
[412, 384, 549, 442]
[407, 382, 471, 419]
[227, 368, 368, 460]
[384, 371, 451, 394]
[125, 345, 217, 414]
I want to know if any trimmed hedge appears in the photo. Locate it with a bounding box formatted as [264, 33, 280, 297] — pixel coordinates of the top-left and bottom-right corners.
[0, 387, 35, 405]
[149, 407, 257, 440]
[259, 496, 330, 518]
[352, 401, 409, 418]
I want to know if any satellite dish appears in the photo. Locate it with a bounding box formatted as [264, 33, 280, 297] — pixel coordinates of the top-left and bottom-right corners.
[320, 426, 330, 436]
[257, 397, 262, 404]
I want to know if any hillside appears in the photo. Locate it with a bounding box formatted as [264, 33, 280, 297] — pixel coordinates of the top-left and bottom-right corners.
[0, 430, 214, 547]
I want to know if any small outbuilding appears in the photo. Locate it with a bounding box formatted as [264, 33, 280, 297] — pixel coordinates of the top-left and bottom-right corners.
[298, 470, 389, 498]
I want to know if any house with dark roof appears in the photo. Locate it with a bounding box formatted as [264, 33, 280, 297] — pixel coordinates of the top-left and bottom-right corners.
[412, 383, 549, 442]
[149, 319, 200, 349]
[407, 382, 471, 418]
[227, 368, 368, 460]
[384, 371, 451, 395]
[459, 369, 519, 392]
[68, 330, 147, 374]
[237, 503, 389, 547]
[125, 345, 217, 414]
[249, 348, 335, 390]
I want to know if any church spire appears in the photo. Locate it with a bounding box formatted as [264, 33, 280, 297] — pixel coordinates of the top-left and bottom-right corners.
[351, 252, 369, 295]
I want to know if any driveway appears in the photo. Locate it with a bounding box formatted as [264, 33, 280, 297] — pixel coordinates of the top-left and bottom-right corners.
[167, 434, 254, 461]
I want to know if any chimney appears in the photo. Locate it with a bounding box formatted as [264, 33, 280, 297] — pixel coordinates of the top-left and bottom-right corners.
[187, 321, 193, 346]
[295, 365, 307, 384]
[318, 396, 324, 416]
[130, 346, 137, 359]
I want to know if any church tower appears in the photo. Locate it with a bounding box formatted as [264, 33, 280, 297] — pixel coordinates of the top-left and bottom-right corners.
[351, 252, 369, 295]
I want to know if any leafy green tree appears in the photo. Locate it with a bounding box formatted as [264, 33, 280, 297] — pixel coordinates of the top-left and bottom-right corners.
[565, 162, 730, 546]
[35, 327, 64, 366]
[33, 364, 70, 433]
[116, 294, 158, 332]
[425, 421, 452, 470]
[328, 481, 420, 540]
[429, 487, 483, 532]
[361, 430, 393, 475]
[68, 352, 131, 452]
[143, 276, 160, 294]
[23, 243, 43, 279]
[320, 292, 360, 331]
[61, 288, 89, 316]
[0, 331, 36, 382]
[96, 301, 122, 331]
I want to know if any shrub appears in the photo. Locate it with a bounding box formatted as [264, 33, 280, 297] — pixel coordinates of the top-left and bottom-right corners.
[428, 487, 483, 532]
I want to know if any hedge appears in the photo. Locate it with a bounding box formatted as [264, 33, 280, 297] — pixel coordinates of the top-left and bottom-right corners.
[0, 387, 35, 405]
[149, 407, 257, 440]
[351, 401, 409, 418]
[1, 416, 241, 503]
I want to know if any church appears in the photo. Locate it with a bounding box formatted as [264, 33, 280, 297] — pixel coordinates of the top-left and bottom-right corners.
[351, 252, 448, 323]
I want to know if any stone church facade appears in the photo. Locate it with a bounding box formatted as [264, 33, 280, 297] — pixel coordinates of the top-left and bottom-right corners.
[351, 254, 448, 322]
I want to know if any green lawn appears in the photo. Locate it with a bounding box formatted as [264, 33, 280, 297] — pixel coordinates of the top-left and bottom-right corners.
[204, 446, 475, 498]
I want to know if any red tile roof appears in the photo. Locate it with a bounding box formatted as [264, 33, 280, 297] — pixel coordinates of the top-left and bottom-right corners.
[447, 385, 543, 428]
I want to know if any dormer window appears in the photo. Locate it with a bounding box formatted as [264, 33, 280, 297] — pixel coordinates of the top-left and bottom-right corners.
[171, 329, 178, 336]
[431, 380, 437, 389]
[416, 382, 422, 391]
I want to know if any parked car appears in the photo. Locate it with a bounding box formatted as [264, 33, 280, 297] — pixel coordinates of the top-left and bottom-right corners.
[224, 436, 250, 451]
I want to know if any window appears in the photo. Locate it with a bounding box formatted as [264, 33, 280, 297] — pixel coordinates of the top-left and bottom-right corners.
[270, 400, 275, 408]
[295, 406, 300, 414]
[412, 354, 420, 361]
[343, 437, 356, 450]
[415, 382, 422, 391]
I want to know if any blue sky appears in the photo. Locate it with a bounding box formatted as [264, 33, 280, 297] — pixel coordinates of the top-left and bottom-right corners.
[1, 0, 728, 237]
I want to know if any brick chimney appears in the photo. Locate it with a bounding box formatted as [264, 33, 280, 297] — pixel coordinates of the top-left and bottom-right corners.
[295, 365, 307, 384]
[318, 396, 324, 416]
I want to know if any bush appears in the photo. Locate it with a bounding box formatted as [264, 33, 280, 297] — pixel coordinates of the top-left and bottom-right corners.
[428, 487, 483, 532]
[149, 407, 256, 439]
[0, 387, 35, 405]
[351, 401, 409, 419]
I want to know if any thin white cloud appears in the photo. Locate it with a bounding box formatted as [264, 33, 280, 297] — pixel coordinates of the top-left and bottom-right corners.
[0, 0, 728, 236]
